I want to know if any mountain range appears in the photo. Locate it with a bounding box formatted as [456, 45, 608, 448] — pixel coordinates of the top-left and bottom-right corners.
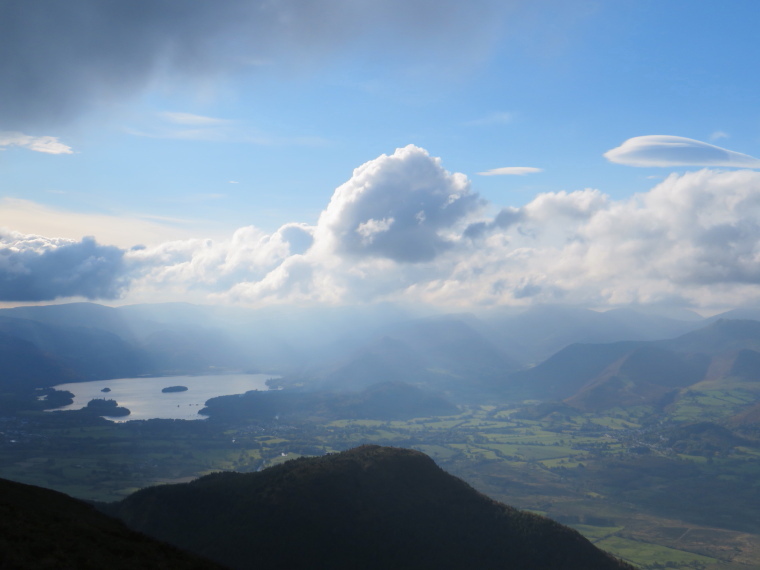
[0, 301, 711, 387]
[506, 318, 760, 413]
[4, 301, 760, 420]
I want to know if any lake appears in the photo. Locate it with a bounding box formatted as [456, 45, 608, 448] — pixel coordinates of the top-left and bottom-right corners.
[46, 373, 277, 421]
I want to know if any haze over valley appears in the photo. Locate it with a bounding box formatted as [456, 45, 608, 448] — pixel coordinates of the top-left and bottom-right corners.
[3, 301, 760, 568]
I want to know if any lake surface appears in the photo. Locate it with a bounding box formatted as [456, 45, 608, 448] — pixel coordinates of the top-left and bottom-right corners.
[47, 374, 277, 421]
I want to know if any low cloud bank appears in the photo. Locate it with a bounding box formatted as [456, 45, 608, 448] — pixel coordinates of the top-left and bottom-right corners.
[0, 232, 126, 301]
[7, 146, 760, 309]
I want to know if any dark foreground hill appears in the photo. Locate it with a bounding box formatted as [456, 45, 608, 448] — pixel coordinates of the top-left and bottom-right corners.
[108, 445, 632, 570]
[0, 477, 221, 569]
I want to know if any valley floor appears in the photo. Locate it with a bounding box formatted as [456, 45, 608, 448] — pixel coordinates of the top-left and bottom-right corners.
[1, 400, 759, 570]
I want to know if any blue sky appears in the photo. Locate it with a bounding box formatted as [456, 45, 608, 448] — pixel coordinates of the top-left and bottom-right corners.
[3, 0, 760, 310]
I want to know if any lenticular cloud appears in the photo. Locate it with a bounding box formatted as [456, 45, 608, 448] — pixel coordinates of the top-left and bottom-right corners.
[604, 135, 760, 168]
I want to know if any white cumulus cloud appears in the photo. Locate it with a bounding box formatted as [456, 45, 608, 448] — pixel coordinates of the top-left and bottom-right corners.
[314, 145, 483, 263]
[420, 168, 760, 308]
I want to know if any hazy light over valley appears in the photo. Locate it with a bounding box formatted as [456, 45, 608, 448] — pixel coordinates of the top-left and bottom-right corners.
[2, 0, 760, 313]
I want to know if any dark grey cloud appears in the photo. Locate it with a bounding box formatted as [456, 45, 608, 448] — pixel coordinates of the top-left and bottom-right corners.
[0, 0, 509, 130]
[0, 233, 128, 301]
[672, 220, 760, 286]
[512, 282, 542, 299]
[464, 207, 522, 239]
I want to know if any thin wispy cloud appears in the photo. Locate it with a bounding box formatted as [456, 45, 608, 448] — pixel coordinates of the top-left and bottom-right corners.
[0, 198, 213, 248]
[160, 112, 232, 126]
[126, 112, 236, 142]
[710, 131, 729, 141]
[0, 131, 73, 154]
[478, 167, 542, 176]
[167, 193, 227, 203]
[604, 135, 760, 168]
[124, 127, 230, 142]
[464, 112, 513, 127]
[126, 117, 327, 146]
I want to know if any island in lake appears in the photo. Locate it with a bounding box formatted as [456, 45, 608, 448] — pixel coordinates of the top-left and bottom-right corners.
[85, 399, 130, 417]
[101, 387, 111, 393]
[161, 386, 189, 393]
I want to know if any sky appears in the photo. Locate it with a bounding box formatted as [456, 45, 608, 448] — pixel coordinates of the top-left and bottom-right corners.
[3, 0, 760, 311]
